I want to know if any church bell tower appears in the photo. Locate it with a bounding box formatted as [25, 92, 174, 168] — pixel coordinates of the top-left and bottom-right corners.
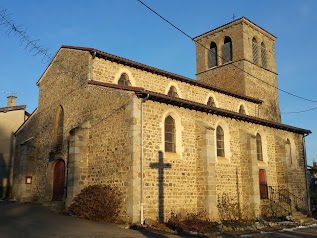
[194, 17, 280, 122]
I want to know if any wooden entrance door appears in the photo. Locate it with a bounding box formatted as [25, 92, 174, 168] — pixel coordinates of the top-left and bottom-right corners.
[52, 160, 65, 201]
[259, 169, 268, 199]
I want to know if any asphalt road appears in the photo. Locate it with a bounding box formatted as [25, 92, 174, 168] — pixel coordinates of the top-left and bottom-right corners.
[0, 201, 176, 238]
[1, 201, 317, 238]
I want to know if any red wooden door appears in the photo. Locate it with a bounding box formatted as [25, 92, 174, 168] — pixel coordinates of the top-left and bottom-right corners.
[259, 169, 268, 199]
[52, 160, 65, 201]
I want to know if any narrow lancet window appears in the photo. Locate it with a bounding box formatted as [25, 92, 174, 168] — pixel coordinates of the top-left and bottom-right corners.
[216, 126, 225, 157]
[165, 116, 176, 152]
[207, 97, 216, 107]
[208, 42, 218, 68]
[261, 42, 267, 68]
[222, 36, 232, 64]
[252, 37, 258, 64]
[56, 106, 64, 150]
[167, 86, 179, 98]
[239, 105, 246, 114]
[256, 133, 263, 161]
[118, 73, 131, 86]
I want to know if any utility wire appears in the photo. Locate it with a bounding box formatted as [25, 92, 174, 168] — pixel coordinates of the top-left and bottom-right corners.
[281, 106, 317, 114]
[136, 0, 317, 109]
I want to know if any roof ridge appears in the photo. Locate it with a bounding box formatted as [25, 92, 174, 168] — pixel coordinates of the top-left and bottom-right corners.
[61, 45, 262, 104]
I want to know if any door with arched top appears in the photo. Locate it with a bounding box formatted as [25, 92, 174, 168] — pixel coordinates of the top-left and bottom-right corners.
[52, 160, 65, 201]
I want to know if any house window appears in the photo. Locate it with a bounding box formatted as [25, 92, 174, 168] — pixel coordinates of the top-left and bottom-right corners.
[239, 105, 246, 114]
[165, 115, 176, 152]
[118, 73, 131, 86]
[167, 86, 179, 98]
[222, 36, 232, 64]
[259, 169, 268, 199]
[261, 42, 267, 68]
[208, 42, 218, 68]
[207, 97, 216, 107]
[216, 126, 225, 157]
[256, 133, 263, 161]
[56, 106, 64, 150]
[252, 37, 258, 64]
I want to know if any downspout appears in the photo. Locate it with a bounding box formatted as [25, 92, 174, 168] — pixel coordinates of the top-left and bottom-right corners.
[303, 133, 311, 215]
[140, 93, 149, 225]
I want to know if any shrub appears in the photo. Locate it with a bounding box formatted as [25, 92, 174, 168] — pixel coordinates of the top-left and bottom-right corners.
[68, 184, 122, 222]
[167, 210, 220, 234]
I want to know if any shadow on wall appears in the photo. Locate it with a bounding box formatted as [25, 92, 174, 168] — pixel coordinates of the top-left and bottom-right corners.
[150, 151, 172, 223]
[0, 133, 15, 199]
[0, 153, 8, 198]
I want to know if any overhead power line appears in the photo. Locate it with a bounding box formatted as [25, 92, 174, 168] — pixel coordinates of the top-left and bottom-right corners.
[136, 0, 317, 113]
[281, 106, 317, 114]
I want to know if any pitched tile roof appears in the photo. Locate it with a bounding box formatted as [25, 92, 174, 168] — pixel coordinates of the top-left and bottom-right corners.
[62, 45, 262, 104]
[88, 81, 311, 135]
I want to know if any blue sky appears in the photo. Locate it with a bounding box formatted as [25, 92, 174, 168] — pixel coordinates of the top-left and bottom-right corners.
[0, 0, 316, 165]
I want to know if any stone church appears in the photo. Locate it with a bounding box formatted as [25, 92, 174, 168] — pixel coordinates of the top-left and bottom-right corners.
[13, 17, 311, 223]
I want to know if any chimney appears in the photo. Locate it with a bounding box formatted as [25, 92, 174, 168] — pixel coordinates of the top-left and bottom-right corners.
[7, 96, 17, 107]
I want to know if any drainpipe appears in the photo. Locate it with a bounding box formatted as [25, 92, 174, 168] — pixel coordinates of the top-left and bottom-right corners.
[140, 93, 149, 225]
[303, 133, 311, 215]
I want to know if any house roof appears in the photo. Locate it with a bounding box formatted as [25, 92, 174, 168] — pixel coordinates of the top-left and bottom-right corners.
[193, 16, 276, 40]
[88, 81, 311, 135]
[61, 45, 262, 104]
[0, 105, 26, 113]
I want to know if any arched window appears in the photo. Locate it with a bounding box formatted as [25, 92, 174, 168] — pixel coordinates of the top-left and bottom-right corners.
[252, 38, 258, 64]
[256, 133, 263, 161]
[167, 86, 179, 98]
[261, 42, 267, 68]
[207, 97, 216, 107]
[222, 36, 232, 64]
[118, 73, 131, 86]
[239, 105, 246, 114]
[208, 42, 218, 68]
[216, 126, 225, 157]
[165, 116, 176, 152]
[56, 106, 64, 149]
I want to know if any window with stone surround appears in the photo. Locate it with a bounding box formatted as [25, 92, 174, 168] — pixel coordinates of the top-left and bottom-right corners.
[252, 37, 258, 64]
[221, 36, 232, 64]
[208, 41, 218, 68]
[118, 73, 131, 86]
[216, 126, 225, 157]
[261, 42, 267, 68]
[167, 86, 179, 98]
[207, 97, 216, 107]
[55, 106, 64, 150]
[256, 133, 263, 161]
[164, 115, 176, 152]
[239, 105, 246, 114]
[286, 138, 292, 165]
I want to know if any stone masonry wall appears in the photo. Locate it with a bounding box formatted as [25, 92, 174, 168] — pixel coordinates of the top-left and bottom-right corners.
[13, 48, 140, 222]
[140, 99, 307, 221]
[92, 57, 259, 117]
[13, 48, 91, 201]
